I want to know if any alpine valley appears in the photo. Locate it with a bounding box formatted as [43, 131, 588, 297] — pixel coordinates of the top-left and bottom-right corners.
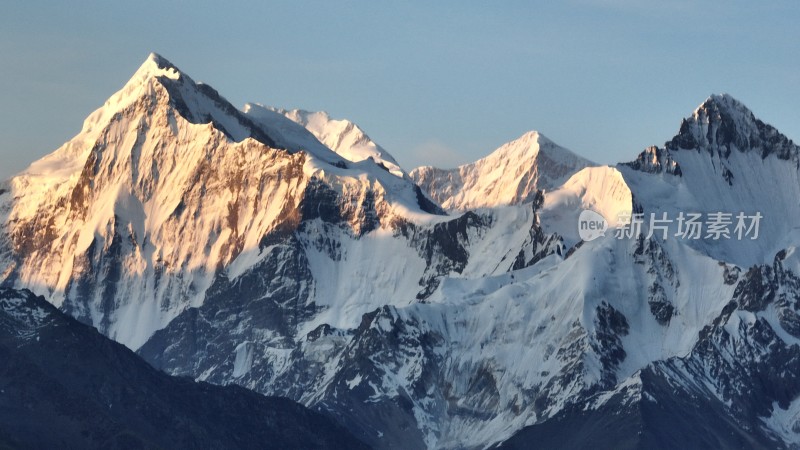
[2, 53, 800, 449]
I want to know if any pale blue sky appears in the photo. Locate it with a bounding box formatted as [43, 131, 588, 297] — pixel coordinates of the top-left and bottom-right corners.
[1, 0, 798, 179]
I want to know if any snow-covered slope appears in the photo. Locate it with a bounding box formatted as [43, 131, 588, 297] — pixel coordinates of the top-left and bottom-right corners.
[0, 53, 444, 350]
[259, 107, 406, 178]
[3, 53, 800, 450]
[503, 246, 800, 450]
[135, 93, 800, 449]
[240, 103, 342, 160]
[540, 165, 633, 246]
[619, 93, 800, 267]
[410, 131, 595, 211]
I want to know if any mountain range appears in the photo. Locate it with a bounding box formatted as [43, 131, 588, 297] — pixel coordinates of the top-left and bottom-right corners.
[2, 53, 800, 449]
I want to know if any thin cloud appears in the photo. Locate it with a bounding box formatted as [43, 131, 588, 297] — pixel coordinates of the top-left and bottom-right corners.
[409, 139, 465, 170]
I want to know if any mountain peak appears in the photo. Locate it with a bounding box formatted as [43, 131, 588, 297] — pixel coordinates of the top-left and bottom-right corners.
[703, 92, 743, 108]
[263, 106, 406, 177]
[68, 52, 287, 150]
[131, 52, 183, 83]
[145, 52, 177, 70]
[484, 130, 586, 170]
[520, 129, 542, 139]
[410, 131, 594, 211]
[666, 93, 798, 160]
[694, 93, 753, 129]
[76, 52, 186, 137]
[496, 130, 544, 156]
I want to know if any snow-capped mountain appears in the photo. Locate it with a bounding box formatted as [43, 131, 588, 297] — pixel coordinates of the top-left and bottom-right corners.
[0, 52, 443, 350]
[253, 106, 406, 178]
[0, 55, 563, 448]
[620, 93, 800, 267]
[410, 131, 594, 211]
[2, 53, 800, 449]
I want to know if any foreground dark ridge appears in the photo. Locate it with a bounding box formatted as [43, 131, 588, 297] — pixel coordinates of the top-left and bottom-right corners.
[0, 288, 369, 450]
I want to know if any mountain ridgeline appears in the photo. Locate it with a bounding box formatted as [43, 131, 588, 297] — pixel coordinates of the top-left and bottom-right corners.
[0, 288, 367, 449]
[2, 54, 800, 449]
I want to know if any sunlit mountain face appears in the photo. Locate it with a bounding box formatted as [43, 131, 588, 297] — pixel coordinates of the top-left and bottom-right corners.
[2, 54, 800, 449]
